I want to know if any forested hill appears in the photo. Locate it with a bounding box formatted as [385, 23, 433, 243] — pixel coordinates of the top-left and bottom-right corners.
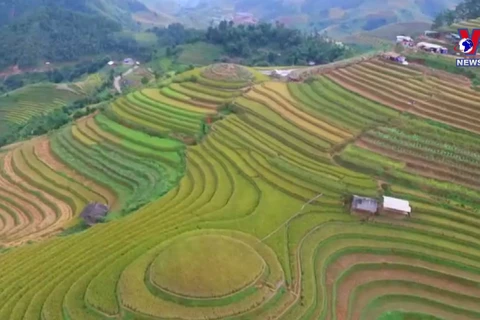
[0, 7, 112, 70]
[0, 0, 149, 27]
[151, 21, 352, 66]
[0, 1, 152, 71]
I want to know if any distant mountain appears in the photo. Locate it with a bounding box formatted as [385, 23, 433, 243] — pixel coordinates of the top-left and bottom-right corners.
[143, 0, 461, 36]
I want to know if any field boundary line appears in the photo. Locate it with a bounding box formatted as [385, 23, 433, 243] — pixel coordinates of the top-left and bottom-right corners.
[261, 193, 323, 242]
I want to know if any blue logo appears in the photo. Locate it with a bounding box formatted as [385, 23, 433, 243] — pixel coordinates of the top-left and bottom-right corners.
[455, 38, 474, 53]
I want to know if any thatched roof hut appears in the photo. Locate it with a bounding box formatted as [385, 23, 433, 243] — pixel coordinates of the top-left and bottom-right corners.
[80, 202, 109, 226]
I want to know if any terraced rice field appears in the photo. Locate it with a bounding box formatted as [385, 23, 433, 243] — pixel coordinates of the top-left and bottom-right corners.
[0, 83, 82, 134]
[1, 62, 480, 319]
[442, 17, 480, 32]
[342, 34, 392, 49]
[326, 58, 480, 134]
[68, 74, 104, 96]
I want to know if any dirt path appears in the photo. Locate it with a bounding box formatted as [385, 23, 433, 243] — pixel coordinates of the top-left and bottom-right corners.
[261, 194, 323, 242]
[114, 66, 138, 94]
[274, 212, 328, 319]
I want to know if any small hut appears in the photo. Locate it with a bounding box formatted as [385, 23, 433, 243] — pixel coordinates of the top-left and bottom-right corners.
[380, 196, 411, 217]
[80, 202, 109, 226]
[350, 195, 378, 215]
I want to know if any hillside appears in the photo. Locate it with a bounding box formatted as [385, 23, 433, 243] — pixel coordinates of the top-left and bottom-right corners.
[145, 0, 461, 35]
[341, 21, 431, 49]
[0, 0, 149, 27]
[0, 73, 107, 145]
[0, 0, 155, 71]
[0, 58, 480, 319]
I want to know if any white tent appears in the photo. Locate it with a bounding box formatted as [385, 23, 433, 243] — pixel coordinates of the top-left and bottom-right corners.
[383, 196, 411, 214]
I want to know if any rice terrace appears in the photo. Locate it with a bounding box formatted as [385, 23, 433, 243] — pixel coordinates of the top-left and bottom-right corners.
[1, 57, 480, 320]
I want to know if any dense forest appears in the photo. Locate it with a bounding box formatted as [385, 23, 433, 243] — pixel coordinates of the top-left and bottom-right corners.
[0, 0, 148, 27]
[150, 21, 352, 66]
[433, 0, 480, 28]
[0, 6, 149, 70]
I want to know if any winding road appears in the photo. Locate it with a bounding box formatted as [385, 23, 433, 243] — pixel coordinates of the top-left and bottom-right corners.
[114, 66, 138, 94]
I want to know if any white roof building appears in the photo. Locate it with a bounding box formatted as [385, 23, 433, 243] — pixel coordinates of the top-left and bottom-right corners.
[383, 196, 411, 214]
[107, 61, 115, 66]
[267, 69, 295, 77]
[396, 35, 413, 42]
[416, 42, 446, 50]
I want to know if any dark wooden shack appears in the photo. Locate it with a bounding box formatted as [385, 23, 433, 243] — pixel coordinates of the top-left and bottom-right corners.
[350, 195, 378, 215]
[80, 202, 109, 226]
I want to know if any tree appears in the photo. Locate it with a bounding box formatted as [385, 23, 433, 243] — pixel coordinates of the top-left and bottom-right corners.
[141, 76, 149, 85]
[432, 13, 445, 29]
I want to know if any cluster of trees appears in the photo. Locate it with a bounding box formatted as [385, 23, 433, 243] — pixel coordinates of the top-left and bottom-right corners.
[209, 21, 350, 65]
[0, 6, 148, 70]
[433, 0, 480, 28]
[150, 21, 351, 66]
[148, 23, 204, 46]
[0, 72, 114, 147]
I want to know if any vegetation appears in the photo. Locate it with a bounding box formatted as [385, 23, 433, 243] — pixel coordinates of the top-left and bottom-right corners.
[405, 52, 480, 88]
[149, 21, 353, 67]
[0, 6, 151, 70]
[2, 59, 480, 320]
[433, 0, 480, 28]
[0, 73, 114, 147]
[0, 57, 112, 94]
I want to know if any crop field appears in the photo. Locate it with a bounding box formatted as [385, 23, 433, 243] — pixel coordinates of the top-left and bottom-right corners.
[342, 34, 392, 49]
[68, 73, 104, 96]
[1, 62, 480, 319]
[177, 42, 225, 66]
[326, 58, 480, 134]
[441, 17, 480, 31]
[0, 83, 82, 135]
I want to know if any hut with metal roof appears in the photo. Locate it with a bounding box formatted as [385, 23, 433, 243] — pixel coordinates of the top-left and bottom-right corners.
[350, 195, 378, 215]
[380, 196, 411, 216]
[80, 202, 109, 226]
